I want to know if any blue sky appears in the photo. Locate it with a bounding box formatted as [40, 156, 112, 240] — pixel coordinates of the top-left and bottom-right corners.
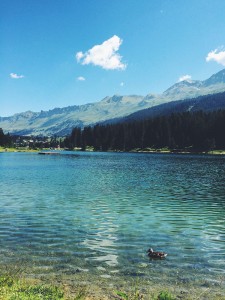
[1, 0, 225, 116]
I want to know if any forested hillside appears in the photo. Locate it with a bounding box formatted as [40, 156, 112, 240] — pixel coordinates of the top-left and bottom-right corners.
[104, 91, 225, 125]
[65, 110, 225, 152]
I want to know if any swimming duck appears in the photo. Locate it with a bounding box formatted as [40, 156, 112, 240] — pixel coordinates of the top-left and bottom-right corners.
[147, 248, 167, 259]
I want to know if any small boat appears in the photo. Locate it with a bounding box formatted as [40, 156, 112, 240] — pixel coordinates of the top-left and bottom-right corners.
[147, 248, 167, 259]
[38, 152, 60, 155]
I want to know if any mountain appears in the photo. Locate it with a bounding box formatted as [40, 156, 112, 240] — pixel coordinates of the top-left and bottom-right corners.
[0, 95, 144, 136]
[203, 68, 225, 86]
[162, 69, 225, 100]
[1, 69, 225, 136]
[118, 91, 225, 123]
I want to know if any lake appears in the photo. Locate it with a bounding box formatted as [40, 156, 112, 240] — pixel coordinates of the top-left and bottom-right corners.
[0, 151, 225, 294]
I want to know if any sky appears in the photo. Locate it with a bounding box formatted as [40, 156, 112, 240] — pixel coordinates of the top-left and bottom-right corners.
[1, 0, 225, 117]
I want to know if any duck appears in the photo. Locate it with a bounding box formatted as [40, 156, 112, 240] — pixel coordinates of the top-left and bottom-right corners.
[147, 248, 167, 259]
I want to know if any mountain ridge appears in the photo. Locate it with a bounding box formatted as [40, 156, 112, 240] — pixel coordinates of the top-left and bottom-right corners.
[120, 91, 225, 124]
[1, 69, 225, 136]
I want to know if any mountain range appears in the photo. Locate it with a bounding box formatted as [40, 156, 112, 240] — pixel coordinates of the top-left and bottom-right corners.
[1, 69, 225, 136]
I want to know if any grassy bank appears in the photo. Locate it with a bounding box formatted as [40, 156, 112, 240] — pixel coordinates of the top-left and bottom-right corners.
[0, 276, 64, 300]
[0, 271, 225, 300]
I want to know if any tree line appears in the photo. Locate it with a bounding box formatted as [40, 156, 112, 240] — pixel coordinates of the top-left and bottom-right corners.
[64, 110, 225, 152]
[1, 110, 225, 151]
[0, 128, 12, 147]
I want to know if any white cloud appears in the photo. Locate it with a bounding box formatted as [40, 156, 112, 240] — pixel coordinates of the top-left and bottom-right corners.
[10, 73, 24, 79]
[76, 52, 84, 61]
[120, 82, 124, 87]
[206, 48, 225, 66]
[178, 74, 192, 82]
[77, 76, 85, 81]
[76, 35, 126, 70]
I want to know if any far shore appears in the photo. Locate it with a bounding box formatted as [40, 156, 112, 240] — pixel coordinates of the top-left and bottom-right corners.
[131, 148, 225, 155]
[1, 146, 225, 156]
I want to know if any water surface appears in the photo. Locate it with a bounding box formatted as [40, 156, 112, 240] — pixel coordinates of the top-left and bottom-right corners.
[0, 151, 225, 289]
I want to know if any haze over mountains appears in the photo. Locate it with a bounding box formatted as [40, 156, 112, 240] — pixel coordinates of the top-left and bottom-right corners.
[1, 69, 225, 136]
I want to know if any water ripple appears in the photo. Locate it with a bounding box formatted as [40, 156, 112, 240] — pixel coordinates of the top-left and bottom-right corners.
[0, 152, 225, 283]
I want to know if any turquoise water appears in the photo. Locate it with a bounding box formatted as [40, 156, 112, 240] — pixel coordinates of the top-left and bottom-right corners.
[0, 151, 225, 288]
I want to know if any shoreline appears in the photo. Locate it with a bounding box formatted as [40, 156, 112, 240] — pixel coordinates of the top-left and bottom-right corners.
[130, 148, 225, 155]
[1, 269, 225, 300]
[1, 147, 225, 156]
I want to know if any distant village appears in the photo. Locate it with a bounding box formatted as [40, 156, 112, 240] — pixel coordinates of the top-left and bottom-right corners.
[0, 129, 64, 150]
[13, 135, 65, 150]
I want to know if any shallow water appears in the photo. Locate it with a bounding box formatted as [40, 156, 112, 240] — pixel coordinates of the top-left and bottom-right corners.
[0, 151, 225, 288]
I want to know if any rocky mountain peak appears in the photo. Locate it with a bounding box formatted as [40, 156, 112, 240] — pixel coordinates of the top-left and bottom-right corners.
[203, 68, 225, 86]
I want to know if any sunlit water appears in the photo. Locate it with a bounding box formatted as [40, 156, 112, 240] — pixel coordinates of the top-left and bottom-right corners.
[0, 151, 225, 289]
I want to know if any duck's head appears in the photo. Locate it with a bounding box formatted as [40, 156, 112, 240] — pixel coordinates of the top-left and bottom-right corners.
[147, 248, 153, 253]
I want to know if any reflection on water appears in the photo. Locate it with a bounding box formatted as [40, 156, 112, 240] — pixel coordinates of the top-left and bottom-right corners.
[82, 199, 119, 268]
[0, 151, 225, 286]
